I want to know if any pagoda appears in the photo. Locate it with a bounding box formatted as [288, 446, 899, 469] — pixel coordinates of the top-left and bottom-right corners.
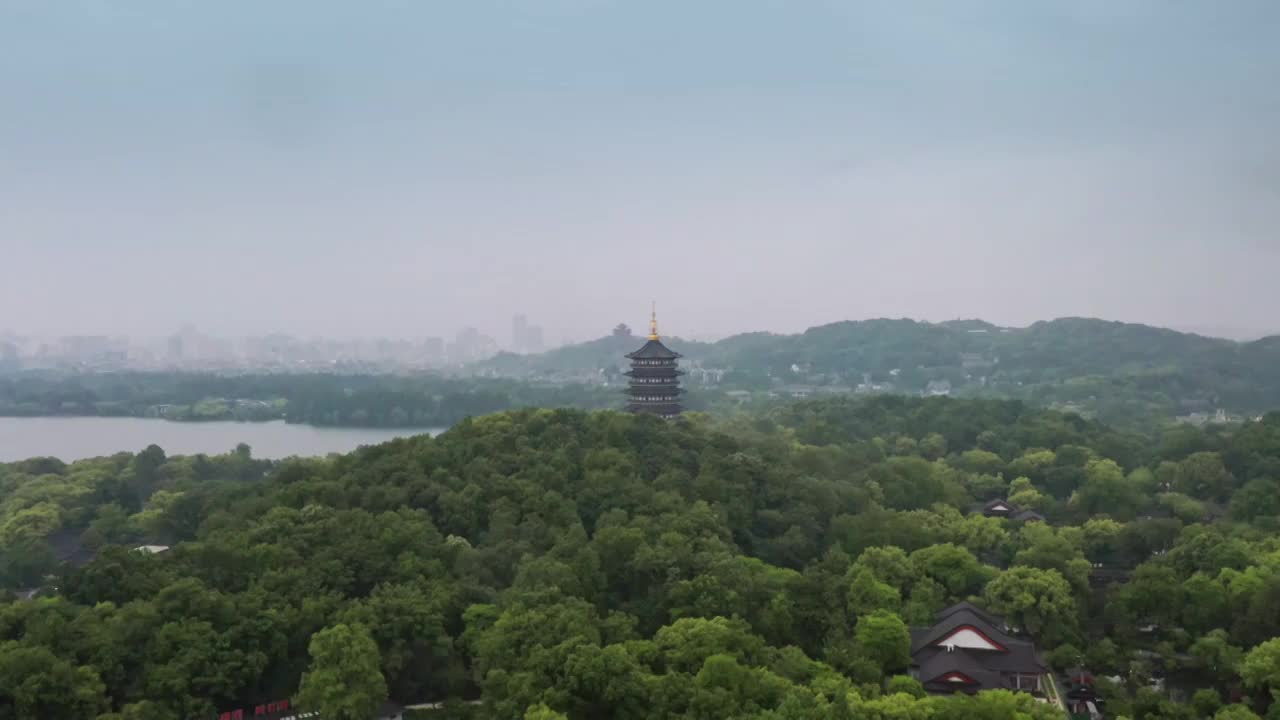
[624, 305, 684, 418]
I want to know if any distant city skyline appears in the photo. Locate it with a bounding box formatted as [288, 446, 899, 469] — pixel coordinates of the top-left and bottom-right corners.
[3, 303, 1279, 345]
[2, 312, 1275, 350]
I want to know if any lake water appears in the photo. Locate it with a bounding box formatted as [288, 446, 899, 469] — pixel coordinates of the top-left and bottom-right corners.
[0, 417, 444, 462]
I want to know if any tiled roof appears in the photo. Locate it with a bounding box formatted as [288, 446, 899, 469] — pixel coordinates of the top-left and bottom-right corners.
[913, 607, 1017, 653]
[915, 642, 1047, 680]
[625, 339, 681, 359]
[934, 601, 1003, 627]
[911, 600, 1047, 693]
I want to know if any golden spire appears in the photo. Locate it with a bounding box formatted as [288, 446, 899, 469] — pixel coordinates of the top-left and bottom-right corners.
[648, 301, 660, 340]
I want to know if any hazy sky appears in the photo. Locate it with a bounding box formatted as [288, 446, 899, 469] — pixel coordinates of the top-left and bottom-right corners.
[3, 1, 1278, 342]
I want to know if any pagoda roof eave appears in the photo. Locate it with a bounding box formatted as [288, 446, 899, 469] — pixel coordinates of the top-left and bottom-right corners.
[625, 339, 682, 360]
[624, 370, 686, 377]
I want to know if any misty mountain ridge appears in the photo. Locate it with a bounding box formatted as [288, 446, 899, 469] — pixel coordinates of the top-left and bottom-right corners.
[478, 316, 1279, 372]
[473, 316, 1280, 427]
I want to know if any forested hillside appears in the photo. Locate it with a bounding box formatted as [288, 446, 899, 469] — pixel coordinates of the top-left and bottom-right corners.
[478, 317, 1280, 429]
[7, 318, 1279, 433]
[479, 332, 714, 376]
[0, 373, 622, 427]
[4, 397, 1280, 719]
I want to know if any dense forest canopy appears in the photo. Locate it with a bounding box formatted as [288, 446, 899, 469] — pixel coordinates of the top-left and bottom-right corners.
[4, 396, 1280, 719]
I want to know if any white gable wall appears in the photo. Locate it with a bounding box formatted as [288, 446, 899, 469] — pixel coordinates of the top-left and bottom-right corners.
[935, 627, 1001, 651]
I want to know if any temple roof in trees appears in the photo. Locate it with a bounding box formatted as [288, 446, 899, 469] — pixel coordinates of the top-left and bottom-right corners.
[908, 600, 1048, 695]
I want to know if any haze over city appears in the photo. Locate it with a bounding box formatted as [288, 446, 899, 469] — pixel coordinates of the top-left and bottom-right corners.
[3, 1, 1279, 341]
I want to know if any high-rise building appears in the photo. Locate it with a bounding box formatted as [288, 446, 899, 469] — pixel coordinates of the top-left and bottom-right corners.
[423, 337, 445, 362]
[450, 327, 498, 363]
[167, 335, 185, 362]
[525, 324, 545, 354]
[623, 306, 684, 418]
[59, 335, 110, 361]
[511, 314, 547, 354]
[511, 314, 528, 353]
[0, 341, 18, 371]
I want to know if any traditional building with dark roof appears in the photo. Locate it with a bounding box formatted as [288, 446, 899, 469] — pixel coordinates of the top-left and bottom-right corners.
[909, 601, 1049, 696]
[624, 305, 684, 419]
[979, 498, 1044, 523]
[981, 498, 1016, 518]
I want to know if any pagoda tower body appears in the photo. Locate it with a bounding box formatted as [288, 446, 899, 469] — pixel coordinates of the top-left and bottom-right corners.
[624, 307, 684, 418]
